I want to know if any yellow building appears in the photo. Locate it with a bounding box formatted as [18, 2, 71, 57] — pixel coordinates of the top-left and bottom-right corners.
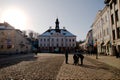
[0, 22, 32, 54]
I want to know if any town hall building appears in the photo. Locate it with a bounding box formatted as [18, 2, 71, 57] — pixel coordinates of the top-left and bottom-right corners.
[38, 18, 76, 53]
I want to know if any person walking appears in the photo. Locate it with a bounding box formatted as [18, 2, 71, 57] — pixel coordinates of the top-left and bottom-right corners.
[65, 49, 69, 64]
[73, 54, 79, 65]
[76, 50, 84, 65]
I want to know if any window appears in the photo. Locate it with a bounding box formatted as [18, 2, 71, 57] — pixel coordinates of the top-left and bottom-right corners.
[57, 43, 58, 47]
[117, 27, 120, 39]
[56, 38, 58, 42]
[47, 39, 49, 41]
[61, 38, 63, 42]
[66, 39, 67, 41]
[7, 45, 12, 49]
[52, 38, 54, 41]
[113, 30, 115, 40]
[63, 33, 66, 35]
[41, 39, 42, 41]
[111, 14, 114, 24]
[44, 44, 46, 46]
[115, 10, 119, 21]
[73, 44, 75, 47]
[44, 38, 46, 42]
[73, 39, 74, 42]
[69, 44, 71, 47]
[52, 44, 54, 46]
[118, 45, 120, 52]
[61, 44, 63, 47]
[107, 28, 109, 35]
[104, 30, 106, 36]
[0, 45, 3, 49]
[105, 15, 107, 22]
[40, 44, 42, 46]
[114, 0, 117, 4]
[69, 39, 71, 42]
[110, 3, 112, 9]
[100, 32, 101, 38]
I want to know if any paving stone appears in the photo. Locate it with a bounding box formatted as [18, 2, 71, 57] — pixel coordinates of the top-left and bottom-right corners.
[0, 53, 120, 80]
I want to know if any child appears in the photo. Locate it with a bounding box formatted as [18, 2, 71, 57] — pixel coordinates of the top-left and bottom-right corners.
[73, 54, 79, 65]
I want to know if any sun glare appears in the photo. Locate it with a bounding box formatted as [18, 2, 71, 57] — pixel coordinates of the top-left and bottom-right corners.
[1, 8, 27, 30]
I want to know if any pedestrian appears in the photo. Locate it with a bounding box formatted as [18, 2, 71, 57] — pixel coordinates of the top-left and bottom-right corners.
[76, 50, 84, 65]
[65, 49, 68, 64]
[115, 47, 119, 58]
[73, 54, 79, 65]
[35, 49, 38, 55]
[35, 51, 37, 55]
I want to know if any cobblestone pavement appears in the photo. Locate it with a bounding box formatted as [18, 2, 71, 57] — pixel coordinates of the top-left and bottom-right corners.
[0, 53, 64, 80]
[0, 53, 120, 80]
[56, 54, 120, 80]
[85, 54, 120, 70]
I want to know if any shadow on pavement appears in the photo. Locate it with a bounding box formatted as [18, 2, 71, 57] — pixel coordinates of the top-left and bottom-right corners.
[68, 63, 110, 71]
[80, 64, 110, 70]
[0, 54, 38, 69]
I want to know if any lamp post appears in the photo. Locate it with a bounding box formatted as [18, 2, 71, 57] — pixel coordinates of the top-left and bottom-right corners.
[95, 39, 98, 59]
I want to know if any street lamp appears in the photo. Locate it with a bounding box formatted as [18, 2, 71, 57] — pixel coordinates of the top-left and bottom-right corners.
[95, 39, 98, 59]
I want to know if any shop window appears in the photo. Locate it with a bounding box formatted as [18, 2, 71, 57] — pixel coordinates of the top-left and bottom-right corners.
[0, 45, 4, 49]
[7, 45, 12, 49]
[118, 45, 120, 52]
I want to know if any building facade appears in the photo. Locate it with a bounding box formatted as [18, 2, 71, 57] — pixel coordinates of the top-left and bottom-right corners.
[85, 29, 94, 54]
[0, 22, 32, 54]
[79, 42, 86, 51]
[38, 18, 76, 53]
[105, 0, 120, 57]
[92, 6, 112, 55]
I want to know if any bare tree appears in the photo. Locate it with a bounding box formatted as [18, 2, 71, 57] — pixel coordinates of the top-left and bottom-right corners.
[29, 31, 33, 39]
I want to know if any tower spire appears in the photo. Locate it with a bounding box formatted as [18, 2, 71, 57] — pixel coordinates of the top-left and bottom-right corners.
[55, 18, 59, 30]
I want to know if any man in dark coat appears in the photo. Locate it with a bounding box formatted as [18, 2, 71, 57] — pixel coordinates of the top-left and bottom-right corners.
[73, 54, 79, 65]
[65, 49, 68, 64]
[76, 50, 84, 65]
[77, 53, 84, 65]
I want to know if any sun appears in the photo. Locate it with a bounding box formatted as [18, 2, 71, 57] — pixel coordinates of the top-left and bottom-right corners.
[1, 8, 27, 30]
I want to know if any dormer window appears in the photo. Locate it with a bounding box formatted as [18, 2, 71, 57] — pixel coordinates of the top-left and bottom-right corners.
[63, 33, 66, 35]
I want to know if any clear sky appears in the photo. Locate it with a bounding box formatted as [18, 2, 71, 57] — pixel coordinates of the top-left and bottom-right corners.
[0, 0, 105, 41]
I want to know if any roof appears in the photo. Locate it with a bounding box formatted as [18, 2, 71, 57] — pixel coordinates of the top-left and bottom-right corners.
[39, 18, 76, 37]
[0, 22, 14, 30]
[39, 29, 76, 37]
[104, 0, 110, 4]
